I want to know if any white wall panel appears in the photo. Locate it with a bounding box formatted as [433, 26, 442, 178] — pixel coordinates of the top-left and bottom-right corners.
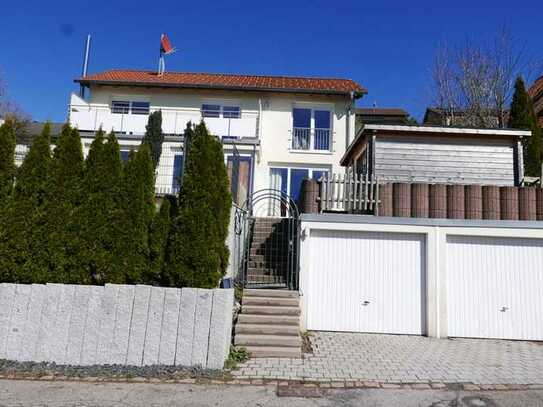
[446, 235, 543, 340]
[306, 229, 425, 335]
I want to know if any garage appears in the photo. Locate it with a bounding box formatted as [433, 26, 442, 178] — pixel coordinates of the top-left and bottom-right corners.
[305, 229, 426, 335]
[446, 235, 543, 341]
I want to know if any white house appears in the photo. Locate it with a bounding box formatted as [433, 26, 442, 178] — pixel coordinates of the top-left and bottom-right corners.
[70, 70, 366, 205]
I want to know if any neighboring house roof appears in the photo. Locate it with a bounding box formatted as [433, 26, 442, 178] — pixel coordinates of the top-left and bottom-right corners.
[356, 108, 409, 125]
[356, 108, 408, 116]
[10, 121, 64, 146]
[75, 69, 367, 97]
[341, 124, 531, 166]
[528, 75, 543, 127]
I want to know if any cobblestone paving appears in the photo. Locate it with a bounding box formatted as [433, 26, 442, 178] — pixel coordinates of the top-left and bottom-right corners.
[233, 332, 543, 385]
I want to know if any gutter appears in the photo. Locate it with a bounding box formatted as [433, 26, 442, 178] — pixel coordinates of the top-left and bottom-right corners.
[74, 79, 368, 98]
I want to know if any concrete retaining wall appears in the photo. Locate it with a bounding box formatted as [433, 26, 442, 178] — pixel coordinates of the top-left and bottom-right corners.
[0, 284, 234, 369]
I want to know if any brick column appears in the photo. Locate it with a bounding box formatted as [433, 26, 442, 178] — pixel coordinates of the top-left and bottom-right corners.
[411, 183, 429, 218]
[500, 186, 519, 220]
[482, 185, 500, 220]
[465, 185, 483, 220]
[447, 185, 465, 219]
[393, 183, 411, 217]
[429, 184, 447, 219]
[518, 187, 537, 220]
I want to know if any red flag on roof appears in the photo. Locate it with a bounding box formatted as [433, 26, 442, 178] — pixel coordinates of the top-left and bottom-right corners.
[160, 34, 175, 55]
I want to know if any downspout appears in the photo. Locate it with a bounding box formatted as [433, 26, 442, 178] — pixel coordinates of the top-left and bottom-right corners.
[345, 91, 355, 152]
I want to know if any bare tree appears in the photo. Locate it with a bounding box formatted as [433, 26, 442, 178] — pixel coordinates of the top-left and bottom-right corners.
[0, 69, 30, 137]
[431, 28, 532, 128]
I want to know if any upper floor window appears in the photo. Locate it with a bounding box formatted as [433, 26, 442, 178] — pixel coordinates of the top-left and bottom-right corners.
[292, 107, 332, 151]
[111, 100, 150, 115]
[201, 104, 240, 119]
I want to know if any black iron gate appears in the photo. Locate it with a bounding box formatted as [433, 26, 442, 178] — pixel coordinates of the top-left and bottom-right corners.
[234, 189, 300, 290]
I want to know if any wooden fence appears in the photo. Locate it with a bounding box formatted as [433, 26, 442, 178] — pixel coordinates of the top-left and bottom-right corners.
[301, 174, 380, 214]
[300, 177, 543, 221]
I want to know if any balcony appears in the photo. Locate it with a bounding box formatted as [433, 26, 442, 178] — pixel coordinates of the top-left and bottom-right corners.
[292, 127, 331, 151]
[69, 98, 259, 140]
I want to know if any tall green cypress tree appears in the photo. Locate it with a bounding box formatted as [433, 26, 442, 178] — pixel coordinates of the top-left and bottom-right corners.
[0, 120, 16, 203]
[79, 129, 124, 284]
[148, 199, 171, 285]
[165, 121, 232, 288]
[0, 123, 52, 283]
[119, 143, 155, 283]
[142, 110, 164, 169]
[43, 124, 87, 283]
[509, 77, 543, 177]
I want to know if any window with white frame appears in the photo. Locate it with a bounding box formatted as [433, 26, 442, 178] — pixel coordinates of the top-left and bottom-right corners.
[292, 107, 332, 151]
[201, 104, 241, 118]
[111, 100, 150, 115]
[270, 166, 329, 202]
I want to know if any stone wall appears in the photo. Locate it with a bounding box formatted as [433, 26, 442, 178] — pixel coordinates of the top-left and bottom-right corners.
[0, 284, 233, 369]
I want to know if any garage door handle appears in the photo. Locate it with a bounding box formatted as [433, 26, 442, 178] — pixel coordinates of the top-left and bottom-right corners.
[362, 301, 370, 306]
[500, 306, 509, 312]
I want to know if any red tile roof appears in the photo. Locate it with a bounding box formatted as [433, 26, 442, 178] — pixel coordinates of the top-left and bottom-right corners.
[76, 69, 367, 96]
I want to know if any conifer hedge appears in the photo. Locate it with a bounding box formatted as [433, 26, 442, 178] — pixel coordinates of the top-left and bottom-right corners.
[0, 118, 232, 288]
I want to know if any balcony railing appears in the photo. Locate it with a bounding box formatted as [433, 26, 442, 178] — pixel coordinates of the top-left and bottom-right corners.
[69, 104, 259, 139]
[292, 127, 331, 151]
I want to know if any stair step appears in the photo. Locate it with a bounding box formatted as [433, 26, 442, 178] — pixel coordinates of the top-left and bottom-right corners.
[243, 296, 298, 307]
[237, 314, 299, 325]
[250, 248, 289, 256]
[246, 269, 286, 279]
[242, 305, 300, 316]
[248, 261, 288, 269]
[234, 334, 302, 347]
[235, 324, 299, 336]
[243, 289, 299, 298]
[243, 346, 302, 358]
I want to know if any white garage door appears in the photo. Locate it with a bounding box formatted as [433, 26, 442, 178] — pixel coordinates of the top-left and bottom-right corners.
[447, 235, 543, 341]
[306, 230, 426, 335]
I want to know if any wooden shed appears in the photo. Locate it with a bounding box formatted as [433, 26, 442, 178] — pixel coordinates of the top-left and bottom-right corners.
[340, 124, 531, 186]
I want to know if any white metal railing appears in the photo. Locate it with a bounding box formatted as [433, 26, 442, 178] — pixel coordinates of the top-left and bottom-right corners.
[69, 104, 259, 139]
[318, 172, 380, 214]
[292, 127, 331, 151]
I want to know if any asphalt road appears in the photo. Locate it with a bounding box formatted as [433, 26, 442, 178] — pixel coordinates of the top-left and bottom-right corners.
[0, 380, 543, 407]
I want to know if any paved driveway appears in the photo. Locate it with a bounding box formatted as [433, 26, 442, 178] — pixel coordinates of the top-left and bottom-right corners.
[1, 381, 543, 407]
[233, 332, 543, 385]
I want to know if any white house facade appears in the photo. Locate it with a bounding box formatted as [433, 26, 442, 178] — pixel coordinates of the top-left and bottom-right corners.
[69, 70, 366, 206]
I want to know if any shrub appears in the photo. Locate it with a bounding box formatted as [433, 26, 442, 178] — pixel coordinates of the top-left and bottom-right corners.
[118, 143, 155, 283]
[142, 110, 164, 169]
[0, 120, 16, 202]
[165, 122, 232, 288]
[0, 123, 52, 283]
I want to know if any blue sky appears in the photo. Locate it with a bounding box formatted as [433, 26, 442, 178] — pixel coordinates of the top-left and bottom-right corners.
[1, 0, 540, 123]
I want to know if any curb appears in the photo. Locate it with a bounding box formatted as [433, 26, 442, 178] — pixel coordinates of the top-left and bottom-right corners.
[0, 374, 541, 391]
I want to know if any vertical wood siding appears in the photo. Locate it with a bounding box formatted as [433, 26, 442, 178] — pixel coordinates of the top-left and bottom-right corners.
[446, 235, 543, 341]
[375, 135, 516, 185]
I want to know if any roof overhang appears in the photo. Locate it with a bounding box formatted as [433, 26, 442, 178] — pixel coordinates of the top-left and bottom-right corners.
[340, 124, 532, 166]
[75, 78, 367, 98]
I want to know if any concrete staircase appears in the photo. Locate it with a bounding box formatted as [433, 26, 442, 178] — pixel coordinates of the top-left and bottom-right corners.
[246, 218, 289, 286]
[234, 289, 301, 358]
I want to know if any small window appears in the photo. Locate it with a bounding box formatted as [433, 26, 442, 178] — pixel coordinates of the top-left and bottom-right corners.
[172, 154, 184, 191]
[131, 101, 150, 115]
[112, 101, 130, 114]
[120, 150, 131, 162]
[202, 104, 221, 118]
[223, 106, 241, 119]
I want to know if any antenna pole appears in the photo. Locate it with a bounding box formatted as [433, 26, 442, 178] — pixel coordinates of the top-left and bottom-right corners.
[80, 34, 91, 98]
[158, 34, 164, 75]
